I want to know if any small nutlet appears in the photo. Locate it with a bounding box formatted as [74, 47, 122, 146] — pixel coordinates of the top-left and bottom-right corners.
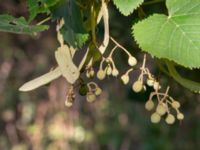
[145, 100, 154, 111]
[86, 93, 96, 103]
[95, 87, 102, 96]
[65, 100, 73, 107]
[106, 65, 112, 76]
[89, 69, 95, 77]
[172, 101, 180, 109]
[153, 81, 160, 90]
[147, 79, 154, 87]
[97, 69, 106, 80]
[165, 114, 175, 124]
[177, 113, 184, 120]
[112, 69, 119, 77]
[128, 56, 137, 66]
[121, 74, 129, 85]
[151, 112, 161, 123]
[156, 103, 167, 116]
[132, 80, 143, 93]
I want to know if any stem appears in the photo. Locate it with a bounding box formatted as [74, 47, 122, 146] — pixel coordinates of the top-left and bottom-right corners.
[149, 90, 170, 102]
[108, 46, 118, 58]
[141, 54, 147, 69]
[110, 37, 132, 56]
[138, 54, 147, 82]
[110, 59, 117, 70]
[125, 68, 133, 75]
[160, 86, 170, 102]
[99, 57, 106, 70]
[37, 17, 51, 25]
[88, 82, 98, 88]
[91, 4, 97, 46]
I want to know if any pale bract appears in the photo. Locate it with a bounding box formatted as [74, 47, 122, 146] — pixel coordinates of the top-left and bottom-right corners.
[19, 44, 80, 92]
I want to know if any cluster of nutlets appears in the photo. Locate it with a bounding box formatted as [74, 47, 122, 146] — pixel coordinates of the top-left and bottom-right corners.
[96, 45, 137, 80]
[65, 82, 102, 107]
[145, 86, 184, 124]
[121, 55, 184, 124]
[65, 40, 184, 125]
[120, 55, 160, 93]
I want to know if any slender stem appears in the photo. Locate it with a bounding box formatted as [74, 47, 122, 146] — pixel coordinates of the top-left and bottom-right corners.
[99, 57, 106, 70]
[141, 54, 147, 69]
[138, 54, 147, 82]
[108, 46, 118, 57]
[110, 37, 132, 56]
[160, 86, 170, 102]
[150, 91, 171, 102]
[37, 17, 51, 25]
[156, 92, 161, 102]
[125, 68, 133, 75]
[110, 59, 117, 70]
[88, 82, 98, 88]
[91, 4, 97, 46]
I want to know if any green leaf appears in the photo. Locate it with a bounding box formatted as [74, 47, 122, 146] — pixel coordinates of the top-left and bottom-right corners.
[41, 0, 60, 7]
[133, 0, 200, 68]
[113, 0, 144, 16]
[28, 0, 40, 22]
[52, 0, 89, 48]
[61, 29, 89, 49]
[166, 61, 200, 93]
[0, 15, 48, 34]
[28, 0, 59, 22]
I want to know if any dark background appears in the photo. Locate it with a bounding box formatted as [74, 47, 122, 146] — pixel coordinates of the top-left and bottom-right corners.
[0, 0, 200, 150]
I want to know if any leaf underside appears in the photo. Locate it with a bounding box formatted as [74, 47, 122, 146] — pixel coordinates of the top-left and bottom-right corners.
[112, 0, 144, 16]
[133, 0, 200, 68]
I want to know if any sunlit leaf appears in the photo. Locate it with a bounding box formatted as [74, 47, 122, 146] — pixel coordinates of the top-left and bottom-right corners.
[133, 0, 200, 68]
[113, 0, 144, 16]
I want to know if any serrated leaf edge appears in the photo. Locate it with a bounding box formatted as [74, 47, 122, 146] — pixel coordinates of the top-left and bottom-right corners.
[112, 0, 144, 16]
[131, 15, 200, 69]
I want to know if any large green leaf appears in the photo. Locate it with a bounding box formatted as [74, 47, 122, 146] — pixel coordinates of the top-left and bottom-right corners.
[113, 0, 144, 16]
[0, 15, 48, 34]
[133, 0, 200, 68]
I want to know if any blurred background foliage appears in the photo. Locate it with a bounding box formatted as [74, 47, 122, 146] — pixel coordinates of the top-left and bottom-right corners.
[0, 0, 200, 150]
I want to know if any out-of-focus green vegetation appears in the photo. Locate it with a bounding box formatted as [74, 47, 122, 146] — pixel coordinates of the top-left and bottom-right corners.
[0, 0, 200, 150]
